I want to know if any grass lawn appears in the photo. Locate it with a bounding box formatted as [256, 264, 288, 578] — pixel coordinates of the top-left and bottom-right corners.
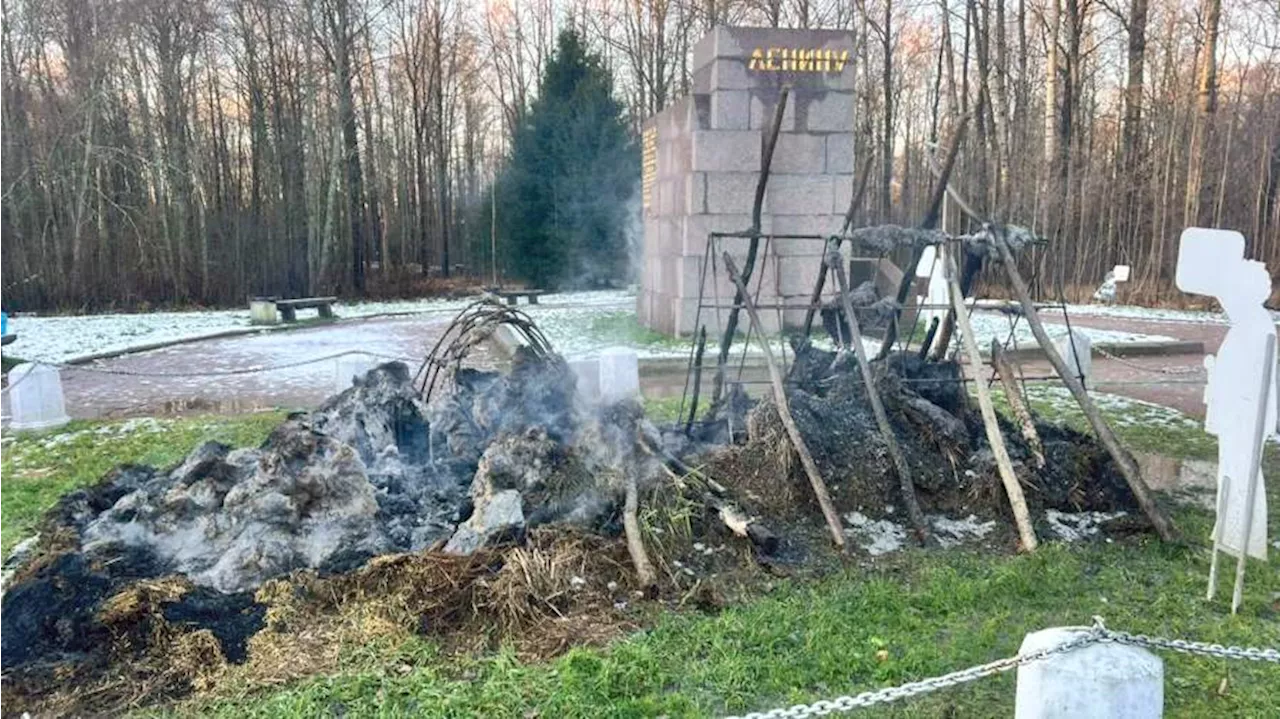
[2, 394, 1277, 718]
[1, 412, 284, 554]
[1, 354, 26, 374]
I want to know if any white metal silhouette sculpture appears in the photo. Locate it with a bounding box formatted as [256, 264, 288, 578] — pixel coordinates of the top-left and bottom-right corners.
[1175, 228, 1273, 612]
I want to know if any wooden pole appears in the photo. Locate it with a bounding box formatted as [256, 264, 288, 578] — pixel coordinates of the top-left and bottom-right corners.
[724, 253, 846, 547]
[945, 244, 1039, 551]
[989, 226, 1178, 542]
[828, 249, 930, 543]
[800, 156, 874, 339]
[875, 116, 970, 361]
[623, 471, 657, 590]
[991, 338, 1045, 468]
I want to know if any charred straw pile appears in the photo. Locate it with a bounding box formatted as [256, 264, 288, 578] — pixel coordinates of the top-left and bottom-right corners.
[0, 302, 730, 715]
[697, 342, 1140, 531]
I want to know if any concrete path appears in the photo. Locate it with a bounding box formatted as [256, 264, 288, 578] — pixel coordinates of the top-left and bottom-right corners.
[47, 315, 496, 419]
[1006, 314, 1222, 418]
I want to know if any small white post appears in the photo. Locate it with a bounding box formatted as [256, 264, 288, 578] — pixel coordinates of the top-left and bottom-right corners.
[1015, 627, 1163, 719]
[7, 363, 71, 431]
[333, 353, 378, 394]
[249, 298, 280, 325]
[568, 357, 602, 406]
[597, 347, 640, 405]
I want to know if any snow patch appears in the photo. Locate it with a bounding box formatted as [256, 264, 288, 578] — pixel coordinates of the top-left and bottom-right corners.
[9, 291, 638, 365]
[844, 512, 999, 554]
[966, 310, 1176, 348]
[1045, 509, 1127, 541]
[843, 511, 907, 556]
[930, 514, 998, 547]
[9, 288, 1187, 368]
[1064, 303, 1232, 324]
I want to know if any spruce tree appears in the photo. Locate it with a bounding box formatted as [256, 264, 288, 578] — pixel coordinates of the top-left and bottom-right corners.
[498, 30, 638, 289]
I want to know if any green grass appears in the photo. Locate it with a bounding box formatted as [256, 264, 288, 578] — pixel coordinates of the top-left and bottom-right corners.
[587, 312, 688, 351]
[641, 395, 687, 424]
[1, 412, 284, 554]
[180, 529, 1278, 718]
[1004, 385, 1218, 460]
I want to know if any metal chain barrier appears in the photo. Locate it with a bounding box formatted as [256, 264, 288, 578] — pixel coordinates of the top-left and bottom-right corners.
[725, 618, 1279, 719]
[1092, 343, 1204, 376]
[1101, 631, 1280, 663]
[0, 350, 415, 395]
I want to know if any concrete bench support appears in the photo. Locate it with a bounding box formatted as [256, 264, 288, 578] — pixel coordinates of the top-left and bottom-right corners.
[497, 291, 545, 306]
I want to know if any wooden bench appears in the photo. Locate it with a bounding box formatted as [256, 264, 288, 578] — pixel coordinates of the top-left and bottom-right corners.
[277, 296, 337, 322]
[494, 290, 546, 306]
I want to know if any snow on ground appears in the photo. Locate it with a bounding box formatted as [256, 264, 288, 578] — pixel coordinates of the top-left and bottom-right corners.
[1044, 510, 1127, 542]
[6, 289, 1188, 366]
[843, 511, 908, 556]
[965, 310, 1175, 347]
[1022, 385, 1202, 431]
[1062, 303, 1230, 324]
[5, 290, 636, 365]
[9, 310, 251, 364]
[843, 511, 999, 555]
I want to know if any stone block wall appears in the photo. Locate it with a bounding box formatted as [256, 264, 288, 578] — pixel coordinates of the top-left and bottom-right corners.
[640, 26, 859, 336]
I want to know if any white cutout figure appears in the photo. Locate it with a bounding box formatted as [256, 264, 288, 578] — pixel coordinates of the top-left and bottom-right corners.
[915, 245, 949, 329]
[1176, 228, 1271, 560]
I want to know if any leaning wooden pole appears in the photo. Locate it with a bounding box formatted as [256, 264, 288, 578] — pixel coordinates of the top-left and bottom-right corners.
[875, 116, 970, 360]
[711, 87, 791, 406]
[945, 244, 1039, 551]
[793, 158, 875, 340]
[800, 156, 874, 339]
[829, 250, 930, 543]
[991, 338, 1045, 469]
[989, 227, 1178, 542]
[724, 253, 846, 547]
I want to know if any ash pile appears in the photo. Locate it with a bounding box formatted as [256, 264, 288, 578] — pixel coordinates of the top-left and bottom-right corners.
[0, 303, 677, 713]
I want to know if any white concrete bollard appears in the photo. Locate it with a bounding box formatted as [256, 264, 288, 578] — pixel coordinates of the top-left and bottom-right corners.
[597, 348, 640, 405]
[8, 363, 71, 431]
[1015, 627, 1163, 719]
[249, 299, 279, 325]
[1056, 331, 1092, 384]
[333, 353, 379, 394]
[569, 357, 602, 406]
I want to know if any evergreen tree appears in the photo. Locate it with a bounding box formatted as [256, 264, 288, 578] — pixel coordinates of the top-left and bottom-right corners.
[498, 30, 638, 289]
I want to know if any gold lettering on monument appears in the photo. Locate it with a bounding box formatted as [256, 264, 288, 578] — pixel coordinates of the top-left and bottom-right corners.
[641, 127, 657, 212]
[748, 47, 849, 73]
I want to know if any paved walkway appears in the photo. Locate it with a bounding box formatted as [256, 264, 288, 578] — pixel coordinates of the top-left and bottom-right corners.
[1008, 313, 1222, 418]
[48, 315, 495, 419]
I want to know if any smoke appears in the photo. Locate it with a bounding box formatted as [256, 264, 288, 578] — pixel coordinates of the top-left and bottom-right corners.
[623, 190, 644, 288]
